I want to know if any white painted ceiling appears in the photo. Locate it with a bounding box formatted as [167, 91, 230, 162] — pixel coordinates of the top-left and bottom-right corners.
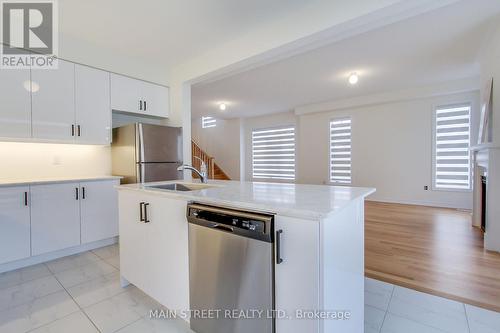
[192, 0, 500, 119]
[58, 0, 314, 72]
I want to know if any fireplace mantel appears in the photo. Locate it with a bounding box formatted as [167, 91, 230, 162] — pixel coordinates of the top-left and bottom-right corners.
[471, 146, 500, 252]
[470, 143, 500, 151]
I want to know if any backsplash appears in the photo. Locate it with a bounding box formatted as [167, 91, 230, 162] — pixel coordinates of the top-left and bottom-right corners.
[0, 142, 111, 180]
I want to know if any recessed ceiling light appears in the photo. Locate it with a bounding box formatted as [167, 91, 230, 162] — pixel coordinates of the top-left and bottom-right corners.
[219, 103, 227, 111]
[348, 73, 359, 85]
[23, 80, 40, 92]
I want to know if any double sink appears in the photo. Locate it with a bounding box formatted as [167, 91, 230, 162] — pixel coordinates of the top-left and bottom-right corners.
[147, 183, 215, 192]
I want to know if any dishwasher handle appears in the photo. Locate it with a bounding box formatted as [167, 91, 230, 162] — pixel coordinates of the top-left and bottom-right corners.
[210, 223, 234, 233]
[276, 229, 283, 264]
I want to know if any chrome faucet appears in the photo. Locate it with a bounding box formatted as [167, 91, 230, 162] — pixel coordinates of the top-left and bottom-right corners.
[177, 157, 208, 183]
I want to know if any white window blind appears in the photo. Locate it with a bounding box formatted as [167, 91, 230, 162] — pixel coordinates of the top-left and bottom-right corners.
[330, 118, 352, 184]
[252, 126, 295, 180]
[434, 104, 471, 190]
[202, 116, 216, 128]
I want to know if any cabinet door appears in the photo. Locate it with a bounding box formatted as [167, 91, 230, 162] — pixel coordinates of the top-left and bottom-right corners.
[110, 73, 142, 114]
[141, 82, 169, 118]
[0, 69, 31, 139]
[31, 60, 76, 142]
[0, 186, 31, 264]
[145, 195, 189, 312]
[118, 190, 151, 290]
[75, 65, 111, 144]
[31, 183, 81, 256]
[118, 191, 189, 311]
[80, 180, 119, 244]
[275, 216, 320, 333]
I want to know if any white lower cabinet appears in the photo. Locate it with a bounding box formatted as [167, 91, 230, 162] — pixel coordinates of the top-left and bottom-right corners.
[31, 183, 81, 256]
[275, 216, 320, 333]
[0, 186, 31, 265]
[6, 179, 120, 260]
[80, 180, 119, 244]
[119, 190, 189, 312]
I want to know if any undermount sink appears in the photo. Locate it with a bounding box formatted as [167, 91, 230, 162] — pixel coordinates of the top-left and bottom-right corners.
[147, 183, 214, 192]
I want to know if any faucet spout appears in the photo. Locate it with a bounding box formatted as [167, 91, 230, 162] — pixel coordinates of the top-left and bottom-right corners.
[177, 163, 208, 183]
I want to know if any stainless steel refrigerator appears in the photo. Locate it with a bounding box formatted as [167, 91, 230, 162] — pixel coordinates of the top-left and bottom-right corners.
[111, 123, 183, 184]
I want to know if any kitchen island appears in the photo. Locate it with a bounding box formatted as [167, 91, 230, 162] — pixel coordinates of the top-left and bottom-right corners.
[117, 180, 375, 333]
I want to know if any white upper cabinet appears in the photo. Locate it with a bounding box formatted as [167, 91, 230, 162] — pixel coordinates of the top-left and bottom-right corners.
[140, 81, 169, 118]
[31, 59, 76, 142]
[0, 59, 169, 144]
[80, 180, 119, 244]
[0, 186, 31, 265]
[0, 69, 31, 139]
[75, 65, 111, 144]
[110, 73, 143, 115]
[111, 73, 169, 118]
[31, 182, 81, 256]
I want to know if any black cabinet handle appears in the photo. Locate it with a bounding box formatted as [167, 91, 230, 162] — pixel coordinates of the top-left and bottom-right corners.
[139, 202, 145, 222]
[82, 187, 85, 199]
[77, 125, 81, 137]
[71, 124, 75, 136]
[144, 203, 150, 223]
[276, 230, 283, 264]
[139, 100, 143, 111]
[75, 187, 79, 200]
[144, 101, 147, 111]
[24, 192, 28, 206]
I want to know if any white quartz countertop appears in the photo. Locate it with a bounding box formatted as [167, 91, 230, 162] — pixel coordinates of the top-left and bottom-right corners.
[117, 180, 375, 220]
[0, 176, 122, 187]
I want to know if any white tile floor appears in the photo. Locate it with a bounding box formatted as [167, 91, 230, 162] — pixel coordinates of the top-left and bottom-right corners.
[0, 244, 499, 333]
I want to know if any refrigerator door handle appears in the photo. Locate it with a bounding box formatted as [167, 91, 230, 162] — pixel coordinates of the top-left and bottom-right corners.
[138, 123, 146, 164]
[139, 163, 146, 184]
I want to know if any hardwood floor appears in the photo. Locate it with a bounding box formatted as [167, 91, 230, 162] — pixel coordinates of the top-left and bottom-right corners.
[365, 201, 500, 312]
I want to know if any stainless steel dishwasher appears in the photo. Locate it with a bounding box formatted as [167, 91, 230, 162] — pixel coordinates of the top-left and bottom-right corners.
[187, 203, 276, 333]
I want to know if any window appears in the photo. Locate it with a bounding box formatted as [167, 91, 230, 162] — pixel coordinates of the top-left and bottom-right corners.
[433, 104, 471, 190]
[330, 118, 352, 184]
[202, 116, 216, 128]
[252, 126, 295, 180]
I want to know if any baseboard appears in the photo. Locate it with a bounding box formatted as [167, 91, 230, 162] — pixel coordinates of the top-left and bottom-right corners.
[0, 237, 118, 274]
[366, 198, 472, 211]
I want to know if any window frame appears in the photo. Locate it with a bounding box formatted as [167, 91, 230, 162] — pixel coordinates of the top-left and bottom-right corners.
[202, 116, 216, 129]
[431, 102, 472, 192]
[329, 116, 352, 186]
[251, 124, 296, 182]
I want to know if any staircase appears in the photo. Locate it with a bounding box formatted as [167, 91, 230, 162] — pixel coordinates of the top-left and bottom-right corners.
[191, 140, 231, 181]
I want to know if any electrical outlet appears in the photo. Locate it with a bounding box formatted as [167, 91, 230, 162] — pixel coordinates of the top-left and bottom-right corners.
[424, 185, 429, 190]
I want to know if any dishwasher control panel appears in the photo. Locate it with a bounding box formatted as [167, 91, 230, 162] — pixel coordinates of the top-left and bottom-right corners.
[187, 203, 274, 242]
[231, 218, 265, 233]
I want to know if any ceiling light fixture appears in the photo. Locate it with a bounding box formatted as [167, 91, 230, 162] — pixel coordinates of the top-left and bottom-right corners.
[219, 103, 227, 111]
[348, 73, 359, 85]
[23, 80, 40, 92]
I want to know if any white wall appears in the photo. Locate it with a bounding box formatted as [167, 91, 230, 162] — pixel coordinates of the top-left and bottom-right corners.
[221, 91, 479, 209]
[298, 91, 479, 210]
[0, 142, 111, 180]
[191, 117, 241, 180]
[479, 22, 500, 145]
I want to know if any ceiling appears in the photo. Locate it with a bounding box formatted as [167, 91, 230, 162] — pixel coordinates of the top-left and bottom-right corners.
[191, 0, 500, 119]
[57, 0, 315, 73]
